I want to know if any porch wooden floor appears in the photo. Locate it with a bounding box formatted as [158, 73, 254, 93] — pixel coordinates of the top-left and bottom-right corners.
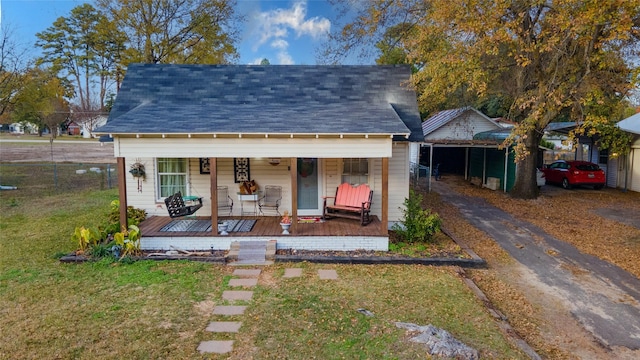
[139, 215, 386, 237]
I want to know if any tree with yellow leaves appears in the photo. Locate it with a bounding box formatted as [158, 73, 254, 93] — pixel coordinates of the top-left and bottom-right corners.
[325, 0, 640, 198]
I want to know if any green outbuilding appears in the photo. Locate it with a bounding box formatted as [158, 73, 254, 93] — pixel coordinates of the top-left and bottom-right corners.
[468, 129, 517, 192]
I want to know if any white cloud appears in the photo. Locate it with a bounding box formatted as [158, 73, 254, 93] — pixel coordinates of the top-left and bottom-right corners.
[271, 39, 289, 50]
[250, 57, 266, 65]
[248, 0, 331, 63]
[277, 51, 294, 65]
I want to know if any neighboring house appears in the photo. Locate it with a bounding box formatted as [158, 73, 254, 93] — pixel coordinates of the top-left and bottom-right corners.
[95, 64, 423, 251]
[66, 121, 81, 136]
[80, 115, 107, 139]
[617, 112, 640, 192]
[421, 107, 508, 189]
[9, 122, 38, 135]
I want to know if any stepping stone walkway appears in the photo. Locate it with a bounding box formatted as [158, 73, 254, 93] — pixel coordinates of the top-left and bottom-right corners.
[318, 269, 339, 280]
[229, 278, 258, 287]
[197, 340, 233, 354]
[282, 268, 340, 280]
[283, 268, 303, 278]
[222, 290, 253, 301]
[198, 267, 339, 355]
[213, 305, 247, 315]
[197, 268, 261, 355]
[206, 321, 242, 333]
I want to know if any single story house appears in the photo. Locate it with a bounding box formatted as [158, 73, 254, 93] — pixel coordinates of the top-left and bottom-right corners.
[617, 112, 640, 192]
[95, 64, 423, 251]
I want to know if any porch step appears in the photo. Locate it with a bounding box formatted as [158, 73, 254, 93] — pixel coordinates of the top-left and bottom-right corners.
[228, 240, 276, 266]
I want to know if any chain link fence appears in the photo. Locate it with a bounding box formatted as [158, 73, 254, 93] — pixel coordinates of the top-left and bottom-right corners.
[0, 163, 119, 197]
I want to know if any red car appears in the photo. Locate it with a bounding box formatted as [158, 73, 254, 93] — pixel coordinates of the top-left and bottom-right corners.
[542, 160, 606, 189]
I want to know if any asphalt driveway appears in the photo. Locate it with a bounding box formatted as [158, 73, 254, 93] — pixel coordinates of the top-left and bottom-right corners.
[433, 181, 640, 351]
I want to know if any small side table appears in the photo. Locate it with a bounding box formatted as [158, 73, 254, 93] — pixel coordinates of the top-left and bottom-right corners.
[237, 193, 259, 216]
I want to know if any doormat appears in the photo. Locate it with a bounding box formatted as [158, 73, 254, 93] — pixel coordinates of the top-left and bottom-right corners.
[223, 219, 257, 232]
[160, 219, 212, 232]
[297, 216, 325, 224]
[160, 219, 257, 232]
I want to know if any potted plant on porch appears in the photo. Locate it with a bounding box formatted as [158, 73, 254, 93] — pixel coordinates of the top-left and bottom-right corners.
[280, 211, 292, 235]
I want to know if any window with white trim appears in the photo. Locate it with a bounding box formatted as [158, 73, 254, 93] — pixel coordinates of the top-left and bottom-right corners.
[342, 158, 369, 185]
[157, 158, 188, 198]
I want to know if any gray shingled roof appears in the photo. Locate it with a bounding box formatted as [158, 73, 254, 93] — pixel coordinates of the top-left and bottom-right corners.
[97, 64, 422, 141]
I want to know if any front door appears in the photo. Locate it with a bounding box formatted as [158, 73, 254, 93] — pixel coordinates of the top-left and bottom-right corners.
[297, 158, 320, 215]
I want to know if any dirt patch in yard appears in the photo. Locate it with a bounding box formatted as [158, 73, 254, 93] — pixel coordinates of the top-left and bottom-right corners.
[0, 138, 115, 163]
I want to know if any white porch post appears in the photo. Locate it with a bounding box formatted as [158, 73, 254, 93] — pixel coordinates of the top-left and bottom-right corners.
[290, 157, 298, 234]
[209, 157, 218, 234]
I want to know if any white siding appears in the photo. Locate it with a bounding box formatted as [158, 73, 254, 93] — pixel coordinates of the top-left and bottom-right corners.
[631, 148, 640, 193]
[605, 157, 617, 188]
[125, 146, 411, 224]
[424, 112, 501, 141]
[387, 143, 410, 224]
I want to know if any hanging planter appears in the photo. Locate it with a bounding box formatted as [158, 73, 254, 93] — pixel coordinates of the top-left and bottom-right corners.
[129, 162, 146, 179]
[129, 161, 146, 193]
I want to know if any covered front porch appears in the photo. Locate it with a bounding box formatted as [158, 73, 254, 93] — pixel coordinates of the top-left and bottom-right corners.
[138, 215, 389, 251]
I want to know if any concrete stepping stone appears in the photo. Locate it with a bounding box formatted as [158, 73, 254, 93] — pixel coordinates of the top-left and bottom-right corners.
[233, 269, 261, 277]
[229, 278, 258, 287]
[222, 290, 253, 301]
[197, 340, 233, 354]
[213, 305, 247, 316]
[206, 321, 242, 333]
[318, 269, 338, 280]
[283, 268, 303, 278]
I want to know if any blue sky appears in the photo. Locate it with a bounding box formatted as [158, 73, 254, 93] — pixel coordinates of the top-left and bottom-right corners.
[1, 0, 353, 65]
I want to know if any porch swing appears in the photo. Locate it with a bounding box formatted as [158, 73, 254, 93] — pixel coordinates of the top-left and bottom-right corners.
[164, 191, 203, 218]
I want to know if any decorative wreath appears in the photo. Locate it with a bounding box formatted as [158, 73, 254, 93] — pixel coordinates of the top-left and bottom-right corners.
[298, 159, 314, 178]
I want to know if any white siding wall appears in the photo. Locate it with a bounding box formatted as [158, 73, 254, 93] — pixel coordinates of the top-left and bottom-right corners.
[606, 157, 617, 188]
[125, 157, 293, 217]
[424, 113, 500, 141]
[387, 143, 410, 224]
[125, 146, 411, 223]
[630, 147, 640, 193]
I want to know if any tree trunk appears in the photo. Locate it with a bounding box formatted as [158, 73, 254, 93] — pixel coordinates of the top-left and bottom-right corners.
[509, 128, 542, 199]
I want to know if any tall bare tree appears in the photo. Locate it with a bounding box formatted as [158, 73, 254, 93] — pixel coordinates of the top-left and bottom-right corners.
[35, 4, 124, 112]
[325, 0, 640, 199]
[96, 0, 241, 65]
[0, 24, 29, 121]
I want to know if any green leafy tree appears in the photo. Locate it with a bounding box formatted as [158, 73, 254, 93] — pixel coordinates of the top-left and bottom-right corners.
[11, 67, 73, 137]
[96, 0, 241, 65]
[325, 0, 640, 199]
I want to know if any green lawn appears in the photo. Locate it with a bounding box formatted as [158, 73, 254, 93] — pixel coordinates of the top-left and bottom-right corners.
[0, 188, 527, 359]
